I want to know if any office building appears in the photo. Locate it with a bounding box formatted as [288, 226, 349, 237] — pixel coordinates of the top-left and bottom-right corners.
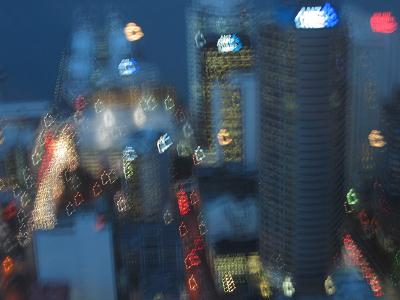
[258, 3, 347, 294]
[382, 89, 400, 200]
[187, 0, 258, 171]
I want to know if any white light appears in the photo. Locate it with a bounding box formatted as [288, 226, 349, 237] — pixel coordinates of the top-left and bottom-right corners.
[217, 34, 242, 53]
[133, 106, 146, 127]
[157, 133, 173, 153]
[118, 58, 138, 76]
[103, 109, 115, 128]
[282, 277, 295, 297]
[294, 3, 339, 29]
[123, 146, 138, 162]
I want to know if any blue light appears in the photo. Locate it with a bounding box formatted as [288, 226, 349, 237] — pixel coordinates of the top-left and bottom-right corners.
[118, 58, 139, 76]
[217, 34, 243, 53]
[294, 3, 339, 29]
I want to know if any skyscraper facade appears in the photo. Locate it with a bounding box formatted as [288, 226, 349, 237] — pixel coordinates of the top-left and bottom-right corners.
[382, 90, 400, 200]
[187, 0, 258, 171]
[258, 5, 347, 294]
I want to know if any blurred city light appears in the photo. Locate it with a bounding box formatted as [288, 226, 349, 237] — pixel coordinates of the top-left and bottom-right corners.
[294, 3, 339, 29]
[370, 12, 398, 34]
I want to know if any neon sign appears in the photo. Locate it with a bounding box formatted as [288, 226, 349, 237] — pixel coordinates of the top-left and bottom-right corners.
[217, 34, 242, 53]
[294, 3, 339, 29]
[370, 12, 398, 34]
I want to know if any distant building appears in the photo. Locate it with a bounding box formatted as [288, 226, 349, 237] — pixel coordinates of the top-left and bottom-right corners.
[258, 4, 348, 295]
[0, 100, 49, 185]
[187, 0, 258, 171]
[29, 283, 69, 300]
[33, 212, 118, 300]
[347, 15, 400, 188]
[382, 89, 400, 200]
[207, 240, 261, 299]
[118, 221, 184, 299]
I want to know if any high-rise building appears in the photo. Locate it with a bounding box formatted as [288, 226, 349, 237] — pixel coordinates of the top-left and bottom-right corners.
[258, 3, 347, 295]
[382, 89, 400, 200]
[187, 0, 258, 171]
[347, 32, 400, 188]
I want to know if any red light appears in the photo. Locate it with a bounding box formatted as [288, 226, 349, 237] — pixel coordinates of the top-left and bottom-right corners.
[2, 202, 17, 221]
[177, 186, 190, 216]
[343, 234, 384, 297]
[2, 256, 14, 274]
[37, 132, 56, 183]
[74, 95, 86, 111]
[370, 12, 398, 34]
[194, 236, 204, 251]
[185, 249, 201, 270]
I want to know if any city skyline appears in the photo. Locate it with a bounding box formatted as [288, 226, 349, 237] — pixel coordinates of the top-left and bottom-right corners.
[1, 1, 400, 300]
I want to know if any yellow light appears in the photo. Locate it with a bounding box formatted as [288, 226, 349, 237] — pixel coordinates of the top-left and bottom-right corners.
[260, 279, 272, 298]
[325, 276, 336, 295]
[222, 273, 236, 293]
[32, 128, 79, 230]
[124, 22, 144, 42]
[368, 130, 386, 148]
[217, 128, 233, 146]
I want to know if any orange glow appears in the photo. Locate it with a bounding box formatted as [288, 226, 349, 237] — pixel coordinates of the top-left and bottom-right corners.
[217, 128, 233, 146]
[188, 274, 198, 291]
[124, 22, 144, 42]
[2, 256, 14, 274]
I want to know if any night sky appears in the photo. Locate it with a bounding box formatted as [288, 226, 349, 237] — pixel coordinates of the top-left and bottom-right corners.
[0, 0, 398, 102]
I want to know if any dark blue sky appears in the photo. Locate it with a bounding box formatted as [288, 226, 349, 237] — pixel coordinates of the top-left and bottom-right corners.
[0, 0, 398, 102]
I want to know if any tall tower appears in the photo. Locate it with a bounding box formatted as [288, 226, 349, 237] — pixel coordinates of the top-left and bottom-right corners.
[258, 2, 347, 295]
[187, 0, 258, 171]
[382, 90, 400, 201]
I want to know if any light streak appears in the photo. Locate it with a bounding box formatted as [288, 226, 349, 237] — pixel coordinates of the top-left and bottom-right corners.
[222, 273, 236, 293]
[343, 234, 384, 297]
[157, 133, 173, 154]
[74, 192, 84, 206]
[32, 130, 78, 230]
[185, 249, 201, 270]
[164, 95, 175, 110]
[188, 274, 198, 291]
[177, 186, 190, 216]
[179, 222, 188, 237]
[193, 146, 205, 165]
[2, 256, 14, 274]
